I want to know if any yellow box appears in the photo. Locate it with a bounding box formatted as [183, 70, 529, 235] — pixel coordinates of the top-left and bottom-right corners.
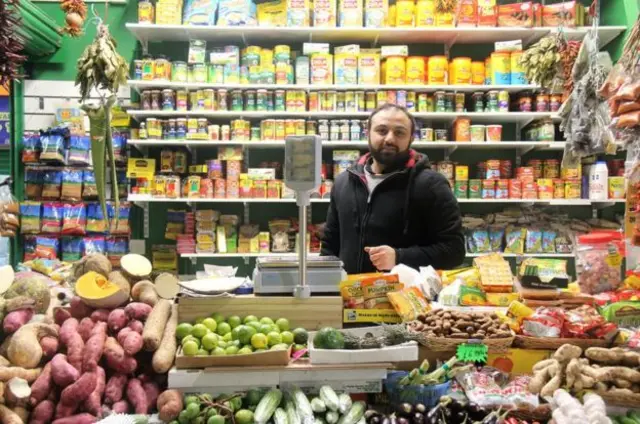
[310, 53, 333, 85]
[364, 0, 387, 27]
[485, 292, 520, 307]
[343, 308, 402, 324]
[218, 147, 243, 161]
[358, 53, 380, 84]
[313, 0, 337, 27]
[334, 53, 358, 85]
[257, 0, 287, 26]
[287, 0, 310, 26]
[338, 0, 363, 26]
[127, 158, 156, 179]
[487, 348, 553, 375]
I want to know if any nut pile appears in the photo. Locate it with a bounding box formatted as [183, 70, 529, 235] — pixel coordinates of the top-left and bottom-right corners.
[407, 309, 513, 340]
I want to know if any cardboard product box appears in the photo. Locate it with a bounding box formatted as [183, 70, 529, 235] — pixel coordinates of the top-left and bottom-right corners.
[477, 0, 497, 26]
[335, 44, 360, 54]
[303, 43, 330, 55]
[287, 0, 311, 26]
[358, 53, 381, 84]
[339, 0, 363, 27]
[487, 348, 553, 375]
[542, 1, 581, 27]
[364, 0, 387, 27]
[334, 53, 358, 85]
[313, 0, 337, 27]
[498, 2, 534, 27]
[456, 0, 478, 27]
[381, 45, 409, 59]
[310, 53, 334, 85]
[175, 345, 293, 369]
[248, 168, 276, 180]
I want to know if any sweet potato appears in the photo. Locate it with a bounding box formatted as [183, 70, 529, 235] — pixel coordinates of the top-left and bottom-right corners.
[60, 371, 97, 406]
[53, 308, 71, 326]
[131, 280, 158, 306]
[104, 373, 128, 405]
[30, 400, 55, 424]
[52, 413, 97, 424]
[55, 402, 76, 419]
[0, 404, 23, 424]
[64, 331, 84, 373]
[143, 299, 172, 351]
[157, 389, 183, 422]
[106, 354, 137, 375]
[68, 297, 93, 320]
[143, 380, 160, 413]
[77, 318, 95, 342]
[123, 331, 143, 356]
[29, 362, 52, 406]
[111, 400, 130, 414]
[125, 302, 153, 321]
[126, 378, 149, 414]
[59, 318, 78, 346]
[7, 323, 58, 368]
[128, 320, 144, 334]
[82, 322, 107, 372]
[51, 354, 79, 388]
[90, 309, 109, 323]
[3, 308, 34, 333]
[117, 327, 132, 345]
[39, 336, 58, 359]
[0, 367, 41, 383]
[152, 304, 178, 373]
[103, 337, 125, 366]
[107, 309, 128, 333]
[84, 366, 105, 417]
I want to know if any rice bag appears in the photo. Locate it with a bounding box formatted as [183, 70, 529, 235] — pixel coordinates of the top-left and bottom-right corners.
[61, 169, 83, 201]
[82, 170, 98, 199]
[61, 237, 83, 262]
[20, 201, 42, 234]
[84, 236, 106, 255]
[61, 203, 87, 236]
[111, 130, 128, 164]
[23, 235, 37, 261]
[22, 133, 41, 163]
[24, 169, 43, 200]
[39, 127, 67, 163]
[35, 236, 59, 260]
[217, 0, 257, 26]
[109, 202, 131, 235]
[67, 135, 90, 165]
[183, 0, 219, 25]
[106, 237, 128, 267]
[42, 171, 63, 200]
[41, 202, 63, 234]
[86, 202, 108, 234]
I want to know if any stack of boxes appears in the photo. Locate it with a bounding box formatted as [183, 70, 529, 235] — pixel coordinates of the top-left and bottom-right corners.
[155, 0, 182, 25]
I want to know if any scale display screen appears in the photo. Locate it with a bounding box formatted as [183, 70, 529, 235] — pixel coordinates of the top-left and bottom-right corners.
[284, 135, 321, 191]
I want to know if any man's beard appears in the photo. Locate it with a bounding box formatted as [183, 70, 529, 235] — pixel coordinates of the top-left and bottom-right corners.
[369, 143, 411, 172]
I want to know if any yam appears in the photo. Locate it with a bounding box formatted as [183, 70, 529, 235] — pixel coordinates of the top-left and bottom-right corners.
[84, 366, 105, 418]
[11, 406, 28, 423]
[121, 254, 152, 282]
[29, 362, 52, 406]
[4, 377, 30, 408]
[104, 374, 128, 405]
[623, 351, 640, 367]
[51, 354, 79, 388]
[60, 371, 97, 406]
[68, 297, 93, 320]
[142, 380, 160, 414]
[106, 354, 137, 375]
[152, 304, 178, 373]
[585, 347, 625, 364]
[157, 389, 183, 422]
[7, 323, 58, 368]
[59, 318, 78, 345]
[83, 322, 107, 372]
[131, 280, 158, 307]
[90, 309, 109, 323]
[142, 299, 172, 351]
[54, 402, 76, 419]
[0, 404, 24, 424]
[103, 337, 125, 365]
[122, 331, 143, 356]
[154, 272, 179, 299]
[107, 270, 131, 297]
[126, 378, 149, 414]
[540, 374, 562, 398]
[107, 308, 128, 333]
[39, 336, 58, 359]
[128, 320, 144, 334]
[77, 318, 95, 342]
[31, 400, 55, 424]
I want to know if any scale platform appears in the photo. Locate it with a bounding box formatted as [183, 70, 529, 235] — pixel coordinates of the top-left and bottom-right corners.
[253, 255, 346, 294]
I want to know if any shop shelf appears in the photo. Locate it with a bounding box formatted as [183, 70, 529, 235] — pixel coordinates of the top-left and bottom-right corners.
[180, 252, 322, 258]
[466, 252, 574, 258]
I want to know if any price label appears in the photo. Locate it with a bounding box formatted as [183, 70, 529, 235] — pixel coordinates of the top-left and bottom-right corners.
[127, 158, 156, 180]
[456, 343, 488, 363]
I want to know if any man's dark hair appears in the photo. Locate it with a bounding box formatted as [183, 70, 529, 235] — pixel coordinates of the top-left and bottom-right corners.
[367, 103, 417, 138]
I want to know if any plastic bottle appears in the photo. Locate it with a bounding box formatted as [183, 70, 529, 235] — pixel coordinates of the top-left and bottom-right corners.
[589, 161, 609, 200]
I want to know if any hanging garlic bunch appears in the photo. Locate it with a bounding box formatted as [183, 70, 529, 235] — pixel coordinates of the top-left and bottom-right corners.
[60, 0, 87, 36]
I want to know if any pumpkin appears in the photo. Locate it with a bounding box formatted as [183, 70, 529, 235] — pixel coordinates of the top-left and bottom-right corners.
[75, 271, 128, 309]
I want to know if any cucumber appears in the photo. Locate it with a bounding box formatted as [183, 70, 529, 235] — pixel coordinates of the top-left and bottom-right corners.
[338, 394, 352, 414]
[621, 418, 638, 424]
[255, 389, 283, 424]
[290, 387, 314, 423]
[274, 408, 288, 424]
[286, 398, 301, 424]
[311, 398, 327, 413]
[337, 402, 366, 424]
[628, 411, 640, 424]
[326, 411, 339, 424]
[319, 386, 340, 412]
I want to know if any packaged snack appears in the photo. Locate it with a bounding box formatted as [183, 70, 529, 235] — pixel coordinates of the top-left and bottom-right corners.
[257, 0, 287, 26]
[541, 230, 556, 253]
[84, 236, 106, 255]
[467, 228, 490, 253]
[67, 135, 90, 165]
[117, 171, 127, 199]
[184, 0, 219, 25]
[542, 1, 581, 27]
[152, 245, 178, 271]
[165, 210, 186, 240]
[576, 233, 622, 294]
[109, 202, 131, 235]
[269, 219, 292, 252]
[388, 286, 431, 321]
[20, 201, 42, 234]
[39, 127, 67, 163]
[23, 235, 37, 261]
[441, 267, 481, 288]
[195, 209, 220, 221]
[35, 236, 60, 260]
[497, 2, 534, 27]
[41, 202, 63, 234]
[61, 203, 87, 236]
[287, 0, 310, 26]
[474, 253, 513, 293]
[459, 285, 487, 306]
[563, 305, 610, 339]
[362, 274, 403, 309]
[106, 237, 128, 267]
[518, 258, 570, 289]
[86, 202, 108, 233]
[216, 0, 257, 26]
[525, 228, 542, 253]
[42, 171, 63, 200]
[504, 226, 526, 254]
[61, 237, 84, 262]
[364, 0, 387, 27]
[340, 277, 367, 308]
[485, 292, 520, 307]
[522, 307, 564, 338]
[489, 225, 505, 252]
[22, 133, 41, 163]
[313, 0, 337, 27]
[82, 170, 98, 199]
[338, 0, 363, 26]
[24, 169, 43, 199]
[61, 169, 83, 201]
[111, 130, 128, 165]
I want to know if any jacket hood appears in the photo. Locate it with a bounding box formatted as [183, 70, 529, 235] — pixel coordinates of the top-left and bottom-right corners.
[353, 149, 431, 175]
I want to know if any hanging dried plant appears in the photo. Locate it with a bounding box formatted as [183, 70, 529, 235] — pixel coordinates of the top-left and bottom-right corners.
[60, 0, 87, 37]
[435, 0, 456, 14]
[0, 0, 26, 86]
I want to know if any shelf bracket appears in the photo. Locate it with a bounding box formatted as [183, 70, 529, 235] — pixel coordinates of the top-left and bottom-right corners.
[445, 34, 459, 57]
[243, 256, 250, 265]
[190, 257, 197, 266]
[140, 38, 149, 55]
[516, 145, 535, 157]
[241, 31, 248, 47]
[445, 145, 457, 159]
[592, 206, 599, 219]
[372, 33, 380, 48]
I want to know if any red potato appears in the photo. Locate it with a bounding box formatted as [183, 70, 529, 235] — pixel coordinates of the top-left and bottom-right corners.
[106, 353, 137, 374]
[69, 297, 93, 320]
[104, 374, 128, 404]
[123, 331, 143, 356]
[30, 399, 55, 424]
[59, 318, 78, 346]
[103, 337, 125, 364]
[77, 318, 95, 342]
[116, 327, 132, 346]
[60, 371, 97, 407]
[111, 399, 130, 414]
[124, 303, 153, 321]
[142, 380, 160, 414]
[39, 336, 59, 359]
[82, 322, 106, 372]
[53, 308, 71, 326]
[107, 309, 128, 333]
[89, 309, 109, 323]
[52, 413, 97, 424]
[29, 362, 52, 407]
[126, 378, 149, 414]
[51, 354, 80, 388]
[84, 366, 105, 417]
[128, 320, 144, 334]
[3, 309, 34, 333]
[55, 402, 76, 419]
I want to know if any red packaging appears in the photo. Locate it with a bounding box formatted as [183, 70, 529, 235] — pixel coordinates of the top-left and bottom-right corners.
[457, 0, 478, 26]
[496, 179, 509, 199]
[227, 177, 240, 198]
[481, 179, 496, 199]
[553, 179, 565, 198]
[214, 178, 226, 198]
[517, 166, 535, 182]
[563, 305, 608, 338]
[477, 0, 497, 26]
[486, 159, 501, 179]
[609, 159, 625, 177]
[522, 307, 565, 337]
[522, 181, 537, 199]
[252, 180, 267, 198]
[199, 178, 214, 198]
[528, 159, 543, 179]
[500, 160, 512, 179]
[476, 161, 487, 179]
[508, 179, 522, 198]
[267, 180, 280, 198]
[498, 2, 534, 27]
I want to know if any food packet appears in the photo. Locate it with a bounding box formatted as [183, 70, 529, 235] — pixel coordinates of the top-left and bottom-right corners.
[86, 202, 108, 234]
[41, 202, 63, 234]
[82, 170, 98, 199]
[22, 133, 41, 163]
[61, 203, 87, 236]
[109, 202, 131, 235]
[504, 226, 526, 254]
[467, 228, 490, 253]
[61, 237, 84, 262]
[541, 229, 556, 253]
[67, 135, 90, 165]
[165, 209, 186, 240]
[84, 236, 106, 255]
[111, 130, 128, 165]
[362, 274, 403, 309]
[35, 236, 59, 260]
[489, 225, 505, 252]
[24, 169, 43, 200]
[39, 128, 67, 163]
[117, 171, 127, 199]
[42, 171, 63, 200]
[20, 201, 42, 234]
[563, 305, 607, 338]
[106, 237, 128, 267]
[23, 235, 37, 261]
[61, 169, 83, 201]
[388, 286, 431, 321]
[525, 228, 542, 253]
[340, 279, 366, 308]
[522, 307, 565, 338]
[269, 219, 292, 252]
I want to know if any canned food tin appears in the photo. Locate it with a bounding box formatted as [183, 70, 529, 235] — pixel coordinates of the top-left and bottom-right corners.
[486, 159, 501, 179]
[386, 90, 397, 105]
[209, 124, 220, 140]
[553, 179, 565, 198]
[245, 90, 256, 111]
[496, 180, 509, 199]
[406, 91, 416, 112]
[176, 90, 188, 111]
[500, 160, 512, 179]
[455, 165, 469, 181]
[498, 91, 509, 112]
[469, 179, 482, 198]
[274, 90, 286, 111]
[565, 181, 581, 199]
[342, 91, 354, 111]
[231, 90, 243, 111]
[256, 89, 268, 111]
[471, 92, 484, 112]
[161, 89, 175, 111]
[295, 119, 305, 136]
[396, 90, 407, 107]
[435, 129, 448, 142]
[543, 159, 560, 179]
[420, 128, 434, 142]
[365, 92, 376, 111]
[221, 125, 230, 141]
[476, 161, 487, 179]
[355, 91, 365, 111]
[516, 166, 535, 182]
[192, 63, 207, 83]
[142, 55, 154, 80]
[250, 127, 260, 141]
[154, 56, 171, 80]
[486, 91, 499, 112]
[197, 118, 208, 134]
[306, 120, 317, 135]
[445, 93, 455, 112]
[275, 120, 285, 140]
[336, 92, 346, 111]
[537, 178, 553, 199]
[186, 118, 198, 136]
[509, 179, 522, 198]
[176, 118, 187, 138]
[151, 90, 161, 110]
[172, 61, 187, 82]
[196, 90, 205, 109]
[434, 91, 446, 112]
[528, 159, 543, 179]
[454, 93, 465, 112]
[262, 120, 275, 140]
[134, 60, 143, 79]
[482, 180, 496, 199]
[203, 89, 215, 110]
[418, 93, 428, 112]
[218, 89, 228, 110]
[309, 92, 319, 111]
[141, 91, 152, 110]
[377, 91, 387, 107]
[284, 120, 296, 136]
[454, 181, 468, 198]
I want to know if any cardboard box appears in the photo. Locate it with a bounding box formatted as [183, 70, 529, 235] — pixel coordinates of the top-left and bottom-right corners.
[343, 308, 401, 323]
[248, 168, 276, 180]
[309, 326, 418, 364]
[487, 348, 553, 375]
[303, 43, 330, 55]
[486, 292, 521, 307]
[542, 1, 581, 27]
[477, 0, 497, 26]
[313, 0, 337, 27]
[175, 345, 292, 369]
[381, 45, 409, 58]
[498, 2, 534, 27]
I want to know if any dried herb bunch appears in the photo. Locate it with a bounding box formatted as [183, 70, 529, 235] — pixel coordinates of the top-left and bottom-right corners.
[0, 0, 26, 86]
[519, 35, 562, 89]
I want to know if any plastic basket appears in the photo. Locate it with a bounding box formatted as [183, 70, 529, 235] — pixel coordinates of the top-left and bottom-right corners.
[384, 371, 451, 408]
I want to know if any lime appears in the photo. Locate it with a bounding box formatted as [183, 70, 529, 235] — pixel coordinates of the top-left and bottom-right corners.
[238, 326, 256, 345]
[293, 344, 307, 353]
[208, 416, 225, 424]
[178, 410, 191, 424]
[194, 417, 205, 424]
[225, 345, 239, 355]
[202, 333, 219, 350]
[207, 408, 219, 418]
[231, 339, 241, 347]
[228, 315, 242, 329]
[238, 346, 253, 355]
[275, 318, 290, 331]
[211, 312, 226, 323]
[231, 397, 243, 411]
[192, 323, 209, 339]
[258, 324, 272, 335]
[254, 348, 266, 352]
[182, 335, 200, 348]
[184, 395, 200, 406]
[202, 318, 218, 333]
[259, 317, 274, 325]
[212, 347, 226, 356]
[235, 409, 254, 424]
[176, 323, 193, 340]
[280, 331, 294, 344]
[267, 331, 283, 347]
[293, 328, 309, 344]
[243, 315, 258, 324]
[222, 332, 233, 342]
[231, 326, 242, 341]
[251, 333, 268, 349]
[197, 348, 209, 356]
[183, 340, 199, 356]
[246, 321, 262, 332]
[218, 341, 228, 349]
[186, 402, 201, 419]
[217, 322, 232, 336]
[270, 343, 289, 351]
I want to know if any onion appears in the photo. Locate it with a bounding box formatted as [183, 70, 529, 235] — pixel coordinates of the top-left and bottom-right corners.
[66, 12, 84, 28]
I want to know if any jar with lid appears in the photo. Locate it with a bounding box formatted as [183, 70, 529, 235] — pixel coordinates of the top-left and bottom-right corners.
[154, 55, 171, 80]
[139, 122, 148, 139]
[350, 120, 361, 141]
[141, 55, 155, 81]
[306, 120, 317, 135]
[138, 0, 154, 23]
[340, 120, 350, 141]
[318, 120, 329, 141]
[329, 120, 340, 141]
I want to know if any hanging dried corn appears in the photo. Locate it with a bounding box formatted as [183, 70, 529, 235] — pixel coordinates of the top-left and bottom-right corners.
[60, 0, 87, 36]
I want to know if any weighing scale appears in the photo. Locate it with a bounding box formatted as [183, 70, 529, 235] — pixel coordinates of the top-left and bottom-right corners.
[252, 135, 346, 297]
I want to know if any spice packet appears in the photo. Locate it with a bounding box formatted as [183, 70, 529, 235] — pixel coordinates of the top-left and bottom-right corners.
[42, 171, 63, 200]
[82, 170, 98, 199]
[20, 201, 42, 234]
[35, 236, 59, 260]
[61, 237, 84, 262]
[39, 128, 67, 163]
[86, 202, 108, 234]
[504, 226, 526, 254]
[23, 235, 37, 261]
[111, 130, 128, 165]
[61, 169, 83, 201]
[388, 286, 431, 321]
[109, 202, 131, 235]
[24, 169, 43, 200]
[67, 135, 90, 165]
[84, 236, 106, 255]
[106, 237, 128, 267]
[41, 202, 63, 234]
[22, 133, 41, 163]
[525, 228, 542, 253]
[362, 274, 403, 309]
[61, 203, 87, 236]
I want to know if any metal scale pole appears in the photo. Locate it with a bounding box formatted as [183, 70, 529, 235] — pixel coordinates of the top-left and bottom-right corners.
[294, 190, 310, 298]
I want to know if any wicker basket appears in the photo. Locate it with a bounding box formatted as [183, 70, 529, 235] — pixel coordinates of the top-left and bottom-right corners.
[599, 392, 640, 408]
[419, 334, 514, 352]
[507, 405, 552, 422]
[513, 335, 612, 350]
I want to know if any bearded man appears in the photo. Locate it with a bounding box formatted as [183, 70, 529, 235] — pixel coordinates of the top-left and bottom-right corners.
[320, 103, 465, 273]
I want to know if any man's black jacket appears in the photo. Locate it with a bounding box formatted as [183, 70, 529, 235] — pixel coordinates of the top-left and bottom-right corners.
[320, 149, 466, 274]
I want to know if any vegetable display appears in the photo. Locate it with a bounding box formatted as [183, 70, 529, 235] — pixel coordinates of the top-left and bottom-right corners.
[407, 309, 512, 340]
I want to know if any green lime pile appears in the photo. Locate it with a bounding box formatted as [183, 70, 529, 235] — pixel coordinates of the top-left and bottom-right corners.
[176, 313, 309, 357]
[168, 392, 260, 424]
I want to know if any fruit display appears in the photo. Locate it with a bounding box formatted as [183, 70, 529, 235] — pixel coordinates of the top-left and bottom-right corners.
[176, 313, 309, 356]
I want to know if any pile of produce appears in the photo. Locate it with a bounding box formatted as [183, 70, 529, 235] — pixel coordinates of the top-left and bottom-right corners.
[312, 325, 419, 350]
[550, 389, 609, 424]
[177, 313, 308, 356]
[406, 310, 513, 340]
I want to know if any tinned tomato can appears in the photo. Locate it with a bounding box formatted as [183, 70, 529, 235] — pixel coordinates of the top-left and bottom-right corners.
[522, 182, 538, 199]
[469, 179, 482, 198]
[455, 165, 469, 181]
[565, 180, 581, 199]
[537, 178, 553, 199]
[476, 162, 487, 179]
[496, 179, 509, 199]
[509, 179, 522, 198]
[482, 180, 496, 199]
[553, 179, 565, 198]
[454, 181, 468, 198]
[516, 166, 535, 182]
[543, 159, 560, 178]
[500, 160, 512, 179]
[528, 159, 543, 179]
[486, 159, 501, 179]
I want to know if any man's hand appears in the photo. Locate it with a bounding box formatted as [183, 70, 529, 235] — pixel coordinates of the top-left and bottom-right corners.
[364, 245, 396, 271]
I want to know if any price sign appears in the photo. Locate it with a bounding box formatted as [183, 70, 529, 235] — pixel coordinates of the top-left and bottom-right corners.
[456, 343, 488, 363]
[127, 158, 156, 180]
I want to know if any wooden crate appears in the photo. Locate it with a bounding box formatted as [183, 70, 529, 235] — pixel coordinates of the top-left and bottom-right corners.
[177, 295, 343, 329]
